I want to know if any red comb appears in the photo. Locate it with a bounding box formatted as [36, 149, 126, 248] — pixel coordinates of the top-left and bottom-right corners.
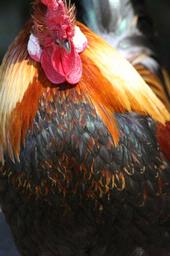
[40, 0, 73, 40]
[41, 0, 64, 10]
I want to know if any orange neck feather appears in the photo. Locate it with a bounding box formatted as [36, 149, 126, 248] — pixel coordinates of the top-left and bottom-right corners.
[78, 22, 170, 141]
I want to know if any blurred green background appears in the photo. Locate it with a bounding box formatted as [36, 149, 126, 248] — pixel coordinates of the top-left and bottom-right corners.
[0, 0, 170, 69]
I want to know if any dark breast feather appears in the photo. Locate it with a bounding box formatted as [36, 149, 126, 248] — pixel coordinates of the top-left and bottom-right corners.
[1, 85, 170, 255]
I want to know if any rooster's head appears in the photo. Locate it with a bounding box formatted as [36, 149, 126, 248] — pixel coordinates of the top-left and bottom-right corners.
[28, 0, 87, 84]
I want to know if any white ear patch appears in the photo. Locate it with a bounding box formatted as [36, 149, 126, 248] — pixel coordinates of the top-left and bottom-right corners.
[73, 26, 88, 53]
[27, 34, 42, 62]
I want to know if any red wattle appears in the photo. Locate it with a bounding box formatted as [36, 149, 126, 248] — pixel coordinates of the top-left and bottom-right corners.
[41, 48, 65, 84]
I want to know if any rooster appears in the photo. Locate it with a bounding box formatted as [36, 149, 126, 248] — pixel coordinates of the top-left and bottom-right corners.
[0, 1, 170, 256]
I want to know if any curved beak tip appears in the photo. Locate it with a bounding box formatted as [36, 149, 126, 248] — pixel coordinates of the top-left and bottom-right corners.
[63, 40, 71, 53]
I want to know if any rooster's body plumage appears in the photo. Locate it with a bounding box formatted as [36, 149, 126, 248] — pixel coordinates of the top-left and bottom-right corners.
[0, 1, 170, 256]
[2, 109, 170, 256]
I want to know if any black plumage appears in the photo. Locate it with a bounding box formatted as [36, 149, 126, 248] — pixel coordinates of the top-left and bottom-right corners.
[0, 86, 170, 255]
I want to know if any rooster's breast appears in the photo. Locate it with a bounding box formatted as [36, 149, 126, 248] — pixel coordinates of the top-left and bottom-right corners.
[1, 86, 170, 256]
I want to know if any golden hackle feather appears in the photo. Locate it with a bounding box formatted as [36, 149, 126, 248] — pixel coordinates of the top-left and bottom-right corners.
[78, 23, 170, 131]
[0, 22, 39, 162]
[162, 69, 170, 106]
[133, 63, 170, 112]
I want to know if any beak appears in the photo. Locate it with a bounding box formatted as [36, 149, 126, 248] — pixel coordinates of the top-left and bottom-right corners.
[62, 40, 71, 53]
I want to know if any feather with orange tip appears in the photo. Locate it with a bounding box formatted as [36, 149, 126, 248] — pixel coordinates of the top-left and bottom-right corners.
[134, 63, 170, 112]
[0, 22, 41, 162]
[0, 17, 170, 161]
[126, 47, 170, 163]
[132, 65, 170, 161]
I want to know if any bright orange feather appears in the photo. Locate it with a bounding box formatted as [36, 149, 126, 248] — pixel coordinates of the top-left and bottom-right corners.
[78, 23, 170, 143]
[134, 63, 170, 112]
[9, 79, 43, 161]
